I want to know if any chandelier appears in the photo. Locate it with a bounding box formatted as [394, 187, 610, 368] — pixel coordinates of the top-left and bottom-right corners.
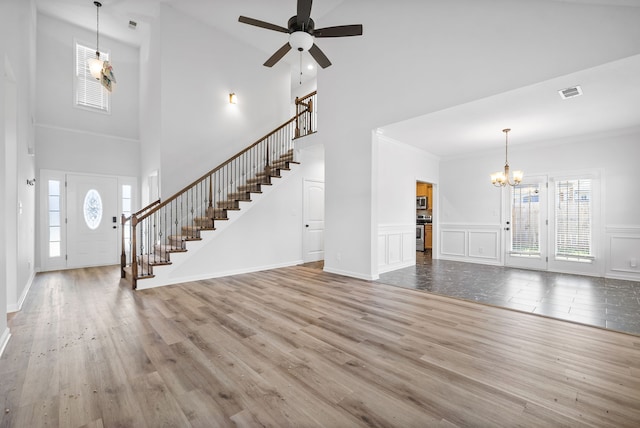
[491, 128, 523, 187]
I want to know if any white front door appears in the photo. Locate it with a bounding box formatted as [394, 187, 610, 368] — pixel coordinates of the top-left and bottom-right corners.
[505, 176, 548, 270]
[66, 174, 119, 268]
[303, 179, 325, 262]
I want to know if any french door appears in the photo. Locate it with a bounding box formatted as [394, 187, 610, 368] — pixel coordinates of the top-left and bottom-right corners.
[504, 173, 599, 275]
[505, 176, 548, 270]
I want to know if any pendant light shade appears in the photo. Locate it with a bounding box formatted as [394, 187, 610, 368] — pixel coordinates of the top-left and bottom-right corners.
[88, 56, 103, 80]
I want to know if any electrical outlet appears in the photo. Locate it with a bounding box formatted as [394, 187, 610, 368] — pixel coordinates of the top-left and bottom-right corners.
[336, 252, 341, 262]
[631, 258, 638, 268]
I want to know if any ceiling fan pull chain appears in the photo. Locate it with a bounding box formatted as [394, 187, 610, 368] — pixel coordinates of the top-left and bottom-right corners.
[299, 51, 303, 85]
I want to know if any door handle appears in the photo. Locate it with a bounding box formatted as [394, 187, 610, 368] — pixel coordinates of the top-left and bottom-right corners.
[504, 227, 510, 231]
[305, 224, 309, 228]
[113, 226, 117, 229]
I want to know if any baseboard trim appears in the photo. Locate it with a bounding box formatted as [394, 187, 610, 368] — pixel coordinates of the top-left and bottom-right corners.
[137, 260, 304, 290]
[323, 267, 378, 281]
[7, 271, 36, 313]
[0, 328, 11, 358]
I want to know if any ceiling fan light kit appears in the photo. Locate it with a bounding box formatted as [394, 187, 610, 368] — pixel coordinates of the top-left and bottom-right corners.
[289, 31, 313, 52]
[238, 0, 363, 69]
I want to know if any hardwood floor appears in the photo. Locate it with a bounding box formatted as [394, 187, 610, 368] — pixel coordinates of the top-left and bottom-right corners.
[1, 265, 639, 427]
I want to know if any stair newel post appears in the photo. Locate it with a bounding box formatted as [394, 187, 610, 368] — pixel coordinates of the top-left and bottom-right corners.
[131, 213, 138, 289]
[120, 213, 127, 278]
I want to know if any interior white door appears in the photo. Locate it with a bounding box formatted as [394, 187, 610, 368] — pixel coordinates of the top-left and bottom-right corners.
[66, 174, 119, 268]
[505, 176, 548, 270]
[303, 179, 325, 262]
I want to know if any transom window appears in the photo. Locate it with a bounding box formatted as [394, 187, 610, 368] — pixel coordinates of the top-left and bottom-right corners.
[75, 42, 110, 112]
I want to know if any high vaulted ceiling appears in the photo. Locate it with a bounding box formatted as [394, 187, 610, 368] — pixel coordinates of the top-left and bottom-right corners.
[35, 0, 640, 158]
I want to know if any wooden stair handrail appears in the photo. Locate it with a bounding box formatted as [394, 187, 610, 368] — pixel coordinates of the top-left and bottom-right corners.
[136, 94, 315, 223]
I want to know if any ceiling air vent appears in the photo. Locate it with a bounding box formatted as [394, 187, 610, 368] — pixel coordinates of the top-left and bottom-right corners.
[558, 85, 583, 100]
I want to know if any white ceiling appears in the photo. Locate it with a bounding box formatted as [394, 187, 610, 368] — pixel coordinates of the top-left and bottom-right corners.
[35, 0, 640, 158]
[380, 54, 640, 158]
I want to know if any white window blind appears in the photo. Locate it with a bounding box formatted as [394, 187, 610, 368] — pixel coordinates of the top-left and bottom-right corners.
[75, 42, 110, 112]
[555, 178, 592, 259]
[511, 184, 541, 255]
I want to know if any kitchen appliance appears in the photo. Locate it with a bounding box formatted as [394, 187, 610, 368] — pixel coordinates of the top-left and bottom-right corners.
[417, 214, 432, 224]
[416, 224, 425, 251]
[416, 196, 427, 209]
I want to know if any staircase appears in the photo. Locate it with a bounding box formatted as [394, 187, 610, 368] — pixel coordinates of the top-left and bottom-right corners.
[121, 91, 316, 289]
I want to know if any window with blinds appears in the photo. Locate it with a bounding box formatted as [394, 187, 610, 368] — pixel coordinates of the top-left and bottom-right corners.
[511, 184, 541, 256]
[555, 178, 592, 259]
[75, 42, 110, 112]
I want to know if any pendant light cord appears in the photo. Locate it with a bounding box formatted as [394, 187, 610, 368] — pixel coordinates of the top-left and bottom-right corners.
[95, 1, 102, 58]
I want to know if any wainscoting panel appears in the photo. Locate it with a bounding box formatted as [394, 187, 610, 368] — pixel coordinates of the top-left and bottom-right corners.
[378, 224, 415, 274]
[468, 230, 500, 260]
[439, 224, 502, 266]
[606, 226, 640, 281]
[441, 230, 466, 257]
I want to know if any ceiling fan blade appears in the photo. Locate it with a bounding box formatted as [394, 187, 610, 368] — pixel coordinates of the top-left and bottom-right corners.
[297, 0, 313, 27]
[238, 16, 289, 33]
[309, 43, 332, 69]
[314, 24, 363, 38]
[264, 43, 292, 67]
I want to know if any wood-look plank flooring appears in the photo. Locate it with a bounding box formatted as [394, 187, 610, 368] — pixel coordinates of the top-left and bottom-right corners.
[1, 265, 640, 427]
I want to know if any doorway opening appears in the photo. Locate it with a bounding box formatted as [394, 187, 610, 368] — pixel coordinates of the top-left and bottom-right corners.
[416, 181, 433, 259]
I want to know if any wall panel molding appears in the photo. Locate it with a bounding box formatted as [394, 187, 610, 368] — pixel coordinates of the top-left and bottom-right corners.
[378, 224, 415, 274]
[439, 223, 502, 266]
[605, 225, 640, 281]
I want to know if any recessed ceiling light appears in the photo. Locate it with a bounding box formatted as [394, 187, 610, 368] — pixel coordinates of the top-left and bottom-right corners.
[307, 64, 314, 70]
[558, 85, 583, 100]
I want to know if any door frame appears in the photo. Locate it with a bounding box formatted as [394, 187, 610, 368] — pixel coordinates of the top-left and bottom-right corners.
[39, 169, 137, 271]
[302, 178, 325, 263]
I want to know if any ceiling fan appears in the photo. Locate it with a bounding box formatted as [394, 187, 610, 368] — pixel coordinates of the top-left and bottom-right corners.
[238, 0, 363, 69]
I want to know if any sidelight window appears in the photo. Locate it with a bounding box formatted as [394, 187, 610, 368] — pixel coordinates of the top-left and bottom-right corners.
[48, 180, 62, 257]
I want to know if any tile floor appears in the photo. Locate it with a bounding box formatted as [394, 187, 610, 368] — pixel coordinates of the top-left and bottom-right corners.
[376, 251, 640, 336]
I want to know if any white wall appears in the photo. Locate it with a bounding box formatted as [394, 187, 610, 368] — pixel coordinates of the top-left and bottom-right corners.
[317, 0, 640, 280]
[0, 0, 37, 351]
[375, 136, 439, 275]
[438, 129, 640, 280]
[36, 13, 139, 140]
[35, 12, 141, 177]
[154, 4, 291, 199]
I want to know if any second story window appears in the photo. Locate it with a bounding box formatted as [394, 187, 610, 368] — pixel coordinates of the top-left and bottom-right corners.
[75, 42, 110, 112]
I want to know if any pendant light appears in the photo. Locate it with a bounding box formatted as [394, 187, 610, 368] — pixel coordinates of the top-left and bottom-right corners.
[88, 1, 104, 80]
[88, 1, 116, 92]
[491, 128, 523, 187]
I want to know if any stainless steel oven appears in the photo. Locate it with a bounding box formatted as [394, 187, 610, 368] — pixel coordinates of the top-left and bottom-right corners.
[416, 224, 425, 251]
